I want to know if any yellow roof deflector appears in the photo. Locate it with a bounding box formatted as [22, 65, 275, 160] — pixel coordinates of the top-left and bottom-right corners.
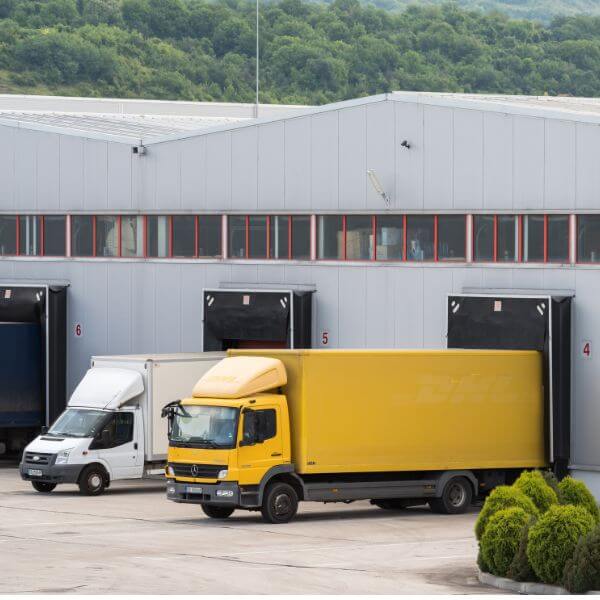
[192, 356, 287, 399]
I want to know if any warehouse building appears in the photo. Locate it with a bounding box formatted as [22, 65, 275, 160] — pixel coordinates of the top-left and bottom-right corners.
[1, 91, 600, 491]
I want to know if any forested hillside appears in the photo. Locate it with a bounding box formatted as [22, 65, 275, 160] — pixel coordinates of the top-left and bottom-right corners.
[1, 0, 600, 104]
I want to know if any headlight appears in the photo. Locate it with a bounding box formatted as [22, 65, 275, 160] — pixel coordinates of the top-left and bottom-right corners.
[217, 469, 228, 479]
[55, 449, 72, 464]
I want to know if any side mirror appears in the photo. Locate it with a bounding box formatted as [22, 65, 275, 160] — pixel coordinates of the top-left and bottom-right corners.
[41, 426, 48, 435]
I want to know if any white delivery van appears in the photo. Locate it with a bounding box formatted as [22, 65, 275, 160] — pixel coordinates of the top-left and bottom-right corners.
[20, 353, 223, 495]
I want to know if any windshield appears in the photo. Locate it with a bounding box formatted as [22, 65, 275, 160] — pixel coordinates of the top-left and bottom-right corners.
[170, 405, 238, 448]
[48, 409, 109, 438]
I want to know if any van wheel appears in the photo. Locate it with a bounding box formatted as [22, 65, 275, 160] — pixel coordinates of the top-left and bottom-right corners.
[371, 499, 409, 510]
[32, 481, 56, 493]
[202, 504, 235, 519]
[429, 476, 472, 514]
[261, 482, 298, 524]
[78, 465, 107, 496]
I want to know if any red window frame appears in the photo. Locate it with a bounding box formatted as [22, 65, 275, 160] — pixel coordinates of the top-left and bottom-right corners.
[144, 215, 173, 259]
[472, 214, 518, 263]
[520, 214, 570, 264]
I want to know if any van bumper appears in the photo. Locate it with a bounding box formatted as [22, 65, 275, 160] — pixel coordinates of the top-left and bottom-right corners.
[19, 462, 82, 484]
[166, 480, 241, 506]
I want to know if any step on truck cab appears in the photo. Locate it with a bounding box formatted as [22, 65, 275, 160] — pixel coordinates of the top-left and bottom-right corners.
[20, 353, 222, 495]
[164, 349, 547, 523]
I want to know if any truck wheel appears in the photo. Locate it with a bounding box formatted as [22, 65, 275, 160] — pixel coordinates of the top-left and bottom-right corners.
[78, 465, 107, 496]
[32, 481, 56, 493]
[261, 482, 298, 524]
[202, 504, 235, 519]
[429, 476, 472, 514]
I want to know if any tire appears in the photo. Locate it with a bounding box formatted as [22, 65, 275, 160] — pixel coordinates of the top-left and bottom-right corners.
[371, 499, 409, 510]
[201, 504, 235, 519]
[429, 476, 473, 514]
[32, 481, 57, 493]
[261, 482, 299, 524]
[78, 465, 107, 496]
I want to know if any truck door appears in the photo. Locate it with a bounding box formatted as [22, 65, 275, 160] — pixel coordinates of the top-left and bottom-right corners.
[96, 411, 141, 480]
[237, 406, 283, 484]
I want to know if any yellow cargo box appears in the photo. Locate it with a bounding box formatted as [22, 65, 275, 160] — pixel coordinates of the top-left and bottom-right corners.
[229, 349, 546, 475]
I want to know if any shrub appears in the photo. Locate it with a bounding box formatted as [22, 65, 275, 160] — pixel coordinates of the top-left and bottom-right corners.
[514, 470, 558, 513]
[507, 519, 538, 582]
[541, 470, 562, 502]
[475, 485, 539, 541]
[477, 546, 490, 574]
[481, 507, 532, 577]
[527, 504, 595, 585]
[559, 477, 600, 524]
[563, 527, 600, 593]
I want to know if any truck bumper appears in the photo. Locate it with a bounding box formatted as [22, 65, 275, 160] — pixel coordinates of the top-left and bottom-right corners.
[166, 480, 241, 506]
[19, 462, 82, 484]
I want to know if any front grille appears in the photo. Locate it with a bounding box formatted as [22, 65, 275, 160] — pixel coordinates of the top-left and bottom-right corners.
[24, 452, 53, 466]
[169, 463, 225, 478]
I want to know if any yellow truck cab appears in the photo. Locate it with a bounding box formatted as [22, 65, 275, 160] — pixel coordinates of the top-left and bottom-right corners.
[164, 350, 547, 524]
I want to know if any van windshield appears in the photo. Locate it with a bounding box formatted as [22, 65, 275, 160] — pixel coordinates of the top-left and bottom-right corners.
[48, 409, 110, 438]
[170, 405, 238, 449]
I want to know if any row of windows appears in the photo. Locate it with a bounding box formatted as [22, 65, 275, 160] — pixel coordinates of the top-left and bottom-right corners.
[1, 213, 600, 264]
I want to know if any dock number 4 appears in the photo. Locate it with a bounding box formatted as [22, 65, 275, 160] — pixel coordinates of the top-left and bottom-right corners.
[582, 341, 592, 359]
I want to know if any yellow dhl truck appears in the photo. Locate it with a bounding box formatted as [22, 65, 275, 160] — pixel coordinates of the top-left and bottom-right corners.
[163, 349, 545, 523]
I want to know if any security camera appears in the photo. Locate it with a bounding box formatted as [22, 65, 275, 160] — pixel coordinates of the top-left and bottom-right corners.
[400, 140, 411, 149]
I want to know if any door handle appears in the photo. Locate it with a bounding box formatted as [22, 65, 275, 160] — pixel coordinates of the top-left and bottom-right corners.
[271, 452, 282, 457]
[134, 443, 138, 450]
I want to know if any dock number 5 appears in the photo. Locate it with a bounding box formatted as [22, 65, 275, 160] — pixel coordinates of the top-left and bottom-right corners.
[582, 341, 592, 359]
[321, 331, 329, 346]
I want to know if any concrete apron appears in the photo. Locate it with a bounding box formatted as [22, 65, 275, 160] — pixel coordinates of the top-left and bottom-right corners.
[477, 569, 600, 595]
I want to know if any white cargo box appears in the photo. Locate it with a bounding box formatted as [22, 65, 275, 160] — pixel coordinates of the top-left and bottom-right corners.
[90, 353, 224, 462]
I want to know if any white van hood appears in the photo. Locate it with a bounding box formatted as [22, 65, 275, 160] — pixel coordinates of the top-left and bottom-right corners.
[25, 435, 88, 455]
[69, 367, 144, 410]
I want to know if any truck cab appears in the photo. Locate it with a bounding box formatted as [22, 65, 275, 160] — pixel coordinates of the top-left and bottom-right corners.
[20, 367, 146, 495]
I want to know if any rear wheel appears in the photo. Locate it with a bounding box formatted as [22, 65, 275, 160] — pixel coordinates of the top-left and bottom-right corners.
[32, 481, 56, 493]
[429, 476, 472, 514]
[261, 482, 298, 524]
[201, 504, 235, 519]
[78, 465, 107, 496]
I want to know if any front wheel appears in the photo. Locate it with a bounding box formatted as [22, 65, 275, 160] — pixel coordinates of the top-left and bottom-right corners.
[261, 482, 298, 524]
[32, 481, 56, 493]
[429, 476, 472, 514]
[202, 504, 235, 519]
[78, 465, 107, 496]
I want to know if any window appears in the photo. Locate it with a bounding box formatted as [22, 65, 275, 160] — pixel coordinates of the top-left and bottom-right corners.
[497, 215, 517, 262]
[92, 412, 134, 449]
[438, 216, 465, 261]
[71, 215, 94, 257]
[376, 215, 403, 260]
[291, 216, 311, 260]
[548, 215, 569, 262]
[318, 215, 343, 259]
[524, 215, 569, 263]
[0, 215, 16, 256]
[198, 215, 222, 258]
[243, 409, 276, 444]
[121, 216, 143, 258]
[43, 216, 66, 256]
[18, 216, 42, 256]
[473, 215, 494, 261]
[248, 216, 267, 259]
[578, 215, 600, 263]
[269, 215, 289, 259]
[96, 216, 119, 257]
[147, 216, 169, 258]
[172, 215, 195, 258]
[406, 216, 434, 261]
[346, 215, 373, 260]
[228, 216, 246, 258]
[523, 215, 545, 262]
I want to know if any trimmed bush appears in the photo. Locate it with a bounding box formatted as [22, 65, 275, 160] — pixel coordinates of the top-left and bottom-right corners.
[514, 470, 558, 513]
[541, 470, 562, 502]
[527, 504, 595, 585]
[481, 507, 532, 577]
[475, 485, 539, 541]
[477, 546, 490, 574]
[559, 476, 600, 524]
[563, 528, 600, 593]
[507, 520, 538, 582]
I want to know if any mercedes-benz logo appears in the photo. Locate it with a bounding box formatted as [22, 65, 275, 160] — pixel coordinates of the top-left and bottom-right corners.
[33, 456, 40, 462]
[191, 465, 200, 476]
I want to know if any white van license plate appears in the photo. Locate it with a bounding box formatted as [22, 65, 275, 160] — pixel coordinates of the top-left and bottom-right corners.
[28, 469, 43, 477]
[187, 486, 203, 494]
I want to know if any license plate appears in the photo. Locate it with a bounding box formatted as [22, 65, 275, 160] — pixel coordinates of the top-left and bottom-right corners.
[186, 486, 203, 494]
[28, 469, 43, 477]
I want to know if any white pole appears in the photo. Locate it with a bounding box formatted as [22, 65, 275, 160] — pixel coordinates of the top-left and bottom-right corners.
[255, 0, 259, 117]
